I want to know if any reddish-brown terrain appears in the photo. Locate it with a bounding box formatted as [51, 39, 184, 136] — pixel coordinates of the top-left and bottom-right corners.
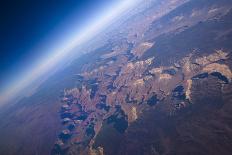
[1, 0, 232, 155]
[50, 0, 232, 154]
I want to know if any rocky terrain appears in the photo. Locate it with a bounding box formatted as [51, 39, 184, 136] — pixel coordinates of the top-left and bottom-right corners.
[50, 0, 232, 154]
[1, 0, 232, 155]
[52, 49, 232, 155]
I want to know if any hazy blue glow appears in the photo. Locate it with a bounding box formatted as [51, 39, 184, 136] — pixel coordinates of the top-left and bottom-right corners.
[0, 0, 141, 105]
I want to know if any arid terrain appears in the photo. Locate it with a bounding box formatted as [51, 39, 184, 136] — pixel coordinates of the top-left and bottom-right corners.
[1, 0, 232, 155]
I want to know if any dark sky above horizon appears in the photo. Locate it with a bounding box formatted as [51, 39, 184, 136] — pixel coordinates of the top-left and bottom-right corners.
[0, 0, 118, 88]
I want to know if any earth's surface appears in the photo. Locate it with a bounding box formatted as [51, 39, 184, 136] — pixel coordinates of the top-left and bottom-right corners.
[1, 0, 232, 155]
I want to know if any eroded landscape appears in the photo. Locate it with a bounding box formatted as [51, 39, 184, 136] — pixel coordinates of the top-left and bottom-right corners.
[1, 0, 232, 155]
[52, 47, 232, 155]
[51, 1, 232, 154]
